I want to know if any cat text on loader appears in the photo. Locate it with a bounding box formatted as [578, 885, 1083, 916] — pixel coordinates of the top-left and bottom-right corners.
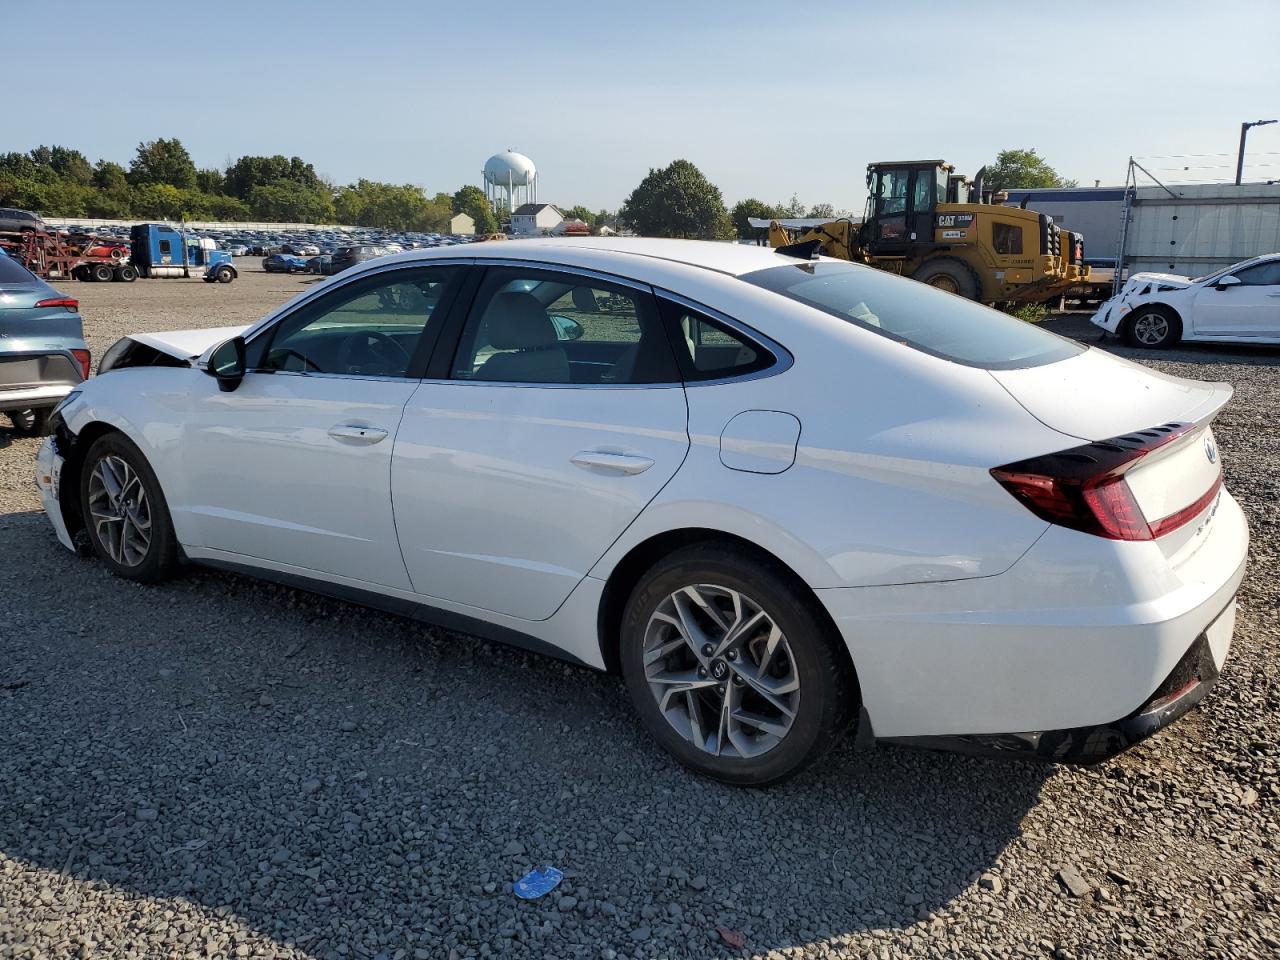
[761, 161, 1087, 304]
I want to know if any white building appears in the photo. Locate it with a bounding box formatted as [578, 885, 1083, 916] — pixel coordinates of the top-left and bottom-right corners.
[510, 203, 565, 236]
[448, 212, 475, 236]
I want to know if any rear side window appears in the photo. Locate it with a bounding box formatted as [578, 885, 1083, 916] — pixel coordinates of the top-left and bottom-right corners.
[742, 260, 1083, 370]
[0, 255, 34, 283]
[658, 298, 776, 382]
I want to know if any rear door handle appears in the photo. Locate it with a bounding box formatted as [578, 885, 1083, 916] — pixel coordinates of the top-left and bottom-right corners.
[571, 450, 656, 475]
[328, 424, 388, 444]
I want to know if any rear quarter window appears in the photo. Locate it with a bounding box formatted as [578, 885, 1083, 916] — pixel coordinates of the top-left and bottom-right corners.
[742, 260, 1084, 370]
[0, 255, 35, 283]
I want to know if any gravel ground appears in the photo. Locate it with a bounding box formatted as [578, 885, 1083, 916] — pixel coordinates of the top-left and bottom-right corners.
[0, 278, 1277, 959]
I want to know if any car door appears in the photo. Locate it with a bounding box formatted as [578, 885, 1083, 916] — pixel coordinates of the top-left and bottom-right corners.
[180, 263, 467, 589]
[391, 263, 690, 620]
[1191, 260, 1280, 338]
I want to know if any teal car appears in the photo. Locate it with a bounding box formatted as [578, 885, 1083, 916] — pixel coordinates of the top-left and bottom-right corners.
[0, 251, 89, 436]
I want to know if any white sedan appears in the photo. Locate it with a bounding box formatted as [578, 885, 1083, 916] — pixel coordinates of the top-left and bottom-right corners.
[34, 239, 1247, 784]
[1091, 253, 1280, 348]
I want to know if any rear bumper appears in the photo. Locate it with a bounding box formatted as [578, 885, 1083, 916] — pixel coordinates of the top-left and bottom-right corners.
[818, 489, 1248, 746]
[881, 605, 1231, 764]
[0, 381, 76, 412]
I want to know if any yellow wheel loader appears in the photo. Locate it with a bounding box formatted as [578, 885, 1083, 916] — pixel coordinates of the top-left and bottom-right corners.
[761, 161, 1087, 305]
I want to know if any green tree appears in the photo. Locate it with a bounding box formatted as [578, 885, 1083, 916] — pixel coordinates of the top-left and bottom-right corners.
[729, 198, 784, 239]
[93, 160, 129, 193]
[562, 205, 596, 226]
[129, 138, 197, 189]
[985, 148, 1077, 190]
[224, 154, 322, 199]
[451, 184, 498, 233]
[619, 159, 732, 240]
[246, 182, 335, 223]
[196, 168, 225, 194]
[48, 146, 94, 185]
[780, 193, 806, 217]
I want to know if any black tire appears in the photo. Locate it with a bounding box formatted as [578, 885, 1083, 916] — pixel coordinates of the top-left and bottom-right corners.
[911, 257, 981, 300]
[1123, 305, 1181, 349]
[115, 264, 138, 282]
[91, 263, 114, 283]
[619, 543, 855, 786]
[79, 432, 179, 583]
[7, 407, 51, 437]
[215, 265, 234, 283]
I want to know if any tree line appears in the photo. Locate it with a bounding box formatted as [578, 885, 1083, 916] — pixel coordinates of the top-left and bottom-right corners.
[1, 138, 1072, 239]
[0, 139, 568, 234]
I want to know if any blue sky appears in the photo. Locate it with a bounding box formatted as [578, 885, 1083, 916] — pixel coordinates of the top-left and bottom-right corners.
[10, 1, 1280, 211]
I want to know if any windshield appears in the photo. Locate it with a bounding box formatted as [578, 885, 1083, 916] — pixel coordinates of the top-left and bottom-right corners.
[742, 260, 1084, 370]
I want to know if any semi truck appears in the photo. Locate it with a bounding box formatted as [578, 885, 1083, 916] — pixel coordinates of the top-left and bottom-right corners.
[128, 223, 237, 283]
[0, 220, 236, 283]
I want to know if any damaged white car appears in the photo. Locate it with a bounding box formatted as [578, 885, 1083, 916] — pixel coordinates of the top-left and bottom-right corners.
[1090, 253, 1280, 348]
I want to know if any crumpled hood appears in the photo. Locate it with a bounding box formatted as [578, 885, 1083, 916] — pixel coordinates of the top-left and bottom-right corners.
[127, 326, 249, 361]
[989, 346, 1232, 441]
[1121, 271, 1193, 295]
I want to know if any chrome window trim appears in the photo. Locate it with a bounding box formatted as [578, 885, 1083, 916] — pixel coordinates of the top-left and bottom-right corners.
[653, 288, 794, 386]
[468, 257, 652, 293]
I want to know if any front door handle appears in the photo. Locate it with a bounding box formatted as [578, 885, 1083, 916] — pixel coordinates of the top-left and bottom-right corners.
[328, 424, 388, 444]
[571, 450, 656, 475]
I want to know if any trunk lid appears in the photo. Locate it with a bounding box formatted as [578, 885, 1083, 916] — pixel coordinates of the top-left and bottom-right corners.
[989, 346, 1231, 442]
[991, 347, 1231, 543]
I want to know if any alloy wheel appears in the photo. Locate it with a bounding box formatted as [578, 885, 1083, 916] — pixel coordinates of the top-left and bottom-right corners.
[1132, 311, 1169, 345]
[642, 584, 800, 758]
[87, 454, 152, 567]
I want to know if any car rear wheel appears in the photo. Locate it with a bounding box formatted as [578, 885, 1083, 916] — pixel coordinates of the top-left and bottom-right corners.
[80, 433, 179, 583]
[1124, 306, 1181, 349]
[619, 543, 854, 785]
[7, 407, 51, 437]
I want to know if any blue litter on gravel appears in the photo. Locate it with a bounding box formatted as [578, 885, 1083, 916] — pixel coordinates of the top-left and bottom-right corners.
[514, 866, 563, 899]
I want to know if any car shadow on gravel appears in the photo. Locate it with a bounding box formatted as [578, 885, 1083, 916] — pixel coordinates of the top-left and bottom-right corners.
[0, 528, 1052, 958]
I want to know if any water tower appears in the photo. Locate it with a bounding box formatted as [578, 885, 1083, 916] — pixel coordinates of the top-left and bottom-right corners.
[483, 149, 537, 213]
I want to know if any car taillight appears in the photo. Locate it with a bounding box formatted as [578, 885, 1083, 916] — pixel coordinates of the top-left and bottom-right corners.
[991, 422, 1210, 542]
[36, 297, 79, 311]
[72, 349, 91, 380]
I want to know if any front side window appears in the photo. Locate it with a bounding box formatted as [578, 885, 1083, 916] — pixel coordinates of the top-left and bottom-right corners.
[992, 223, 1024, 255]
[451, 268, 677, 384]
[742, 260, 1083, 370]
[1232, 261, 1280, 285]
[912, 170, 933, 211]
[252, 266, 457, 377]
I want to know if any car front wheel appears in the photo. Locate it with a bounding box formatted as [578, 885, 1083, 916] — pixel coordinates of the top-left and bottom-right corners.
[1124, 306, 1181, 348]
[80, 433, 179, 582]
[620, 544, 854, 785]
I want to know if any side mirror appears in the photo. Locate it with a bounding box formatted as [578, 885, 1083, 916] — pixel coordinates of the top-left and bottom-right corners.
[203, 336, 246, 392]
[549, 315, 585, 341]
[1214, 275, 1242, 290]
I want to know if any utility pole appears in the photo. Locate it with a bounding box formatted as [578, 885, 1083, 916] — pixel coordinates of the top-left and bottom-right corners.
[1236, 120, 1277, 185]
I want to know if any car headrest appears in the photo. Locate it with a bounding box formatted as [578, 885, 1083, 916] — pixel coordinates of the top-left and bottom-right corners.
[571, 286, 599, 312]
[486, 292, 557, 350]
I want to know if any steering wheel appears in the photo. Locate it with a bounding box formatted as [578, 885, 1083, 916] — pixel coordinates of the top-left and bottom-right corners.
[337, 330, 412, 375]
[269, 347, 322, 372]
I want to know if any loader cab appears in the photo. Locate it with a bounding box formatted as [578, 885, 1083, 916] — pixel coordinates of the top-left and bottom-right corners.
[864, 161, 951, 255]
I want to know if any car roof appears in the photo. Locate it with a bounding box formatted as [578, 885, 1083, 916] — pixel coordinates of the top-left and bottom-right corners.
[372, 237, 803, 278]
